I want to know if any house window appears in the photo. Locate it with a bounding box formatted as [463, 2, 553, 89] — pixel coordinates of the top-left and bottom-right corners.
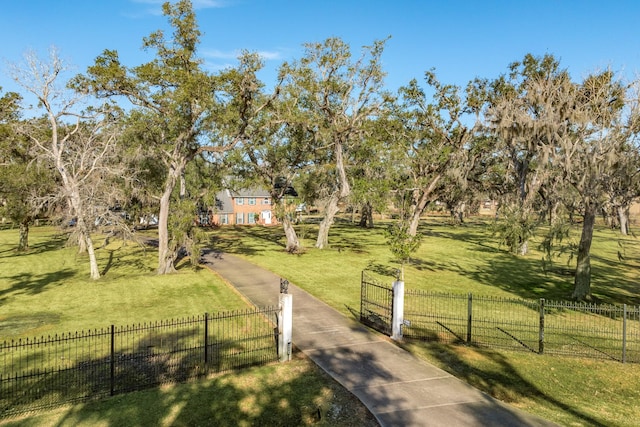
[236, 197, 244, 206]
[248, 197, 256, 205]
[248, 212, 256, 224]
[220, 214, 228, 225]
[236, 212, 244, 224]
[262, 198, 270, 205]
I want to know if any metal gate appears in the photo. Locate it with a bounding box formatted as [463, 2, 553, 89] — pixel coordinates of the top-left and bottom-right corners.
[360, 271, 393, 335]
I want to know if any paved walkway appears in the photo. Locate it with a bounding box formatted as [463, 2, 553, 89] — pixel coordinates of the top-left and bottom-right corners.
[203, 250, 557, 427]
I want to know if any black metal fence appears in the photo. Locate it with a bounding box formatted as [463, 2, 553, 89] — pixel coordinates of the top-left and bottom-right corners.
[404, 291, 640, 363]
[360, 273, 640, 364]
[360, 271, 393, 335]
[1, 307, 280, 417]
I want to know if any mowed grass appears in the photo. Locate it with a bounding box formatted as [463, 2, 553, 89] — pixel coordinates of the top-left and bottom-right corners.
[207, 215, 640, 427]
[3, 217, 640, 426]
[0, 225, 378, 426]
[0, 226, 249, 339]
[210, 216, 640, 315]
[1, 351, 378, 427]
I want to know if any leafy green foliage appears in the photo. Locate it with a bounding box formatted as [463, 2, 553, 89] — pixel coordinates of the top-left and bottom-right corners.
[0, 89, 57, 250]
[384, 220, 422, 277]
[73, 0, 265, 274]
[538, 219, 577, 272]
[491, 205, 538, 255]
[168, 198, 206, 268]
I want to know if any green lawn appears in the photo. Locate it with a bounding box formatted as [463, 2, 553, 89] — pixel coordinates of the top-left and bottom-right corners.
[207, 215, 640, 427]
[2, 216, 640, 426]
[0, 352, 378, 427]
[210, 216, 640, 312]
[0, 227, 249, 339]
[0, 225, 377, 426]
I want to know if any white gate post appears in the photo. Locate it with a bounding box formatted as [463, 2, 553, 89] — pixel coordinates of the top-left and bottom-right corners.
[392, 280, 405, 340]
[278, 279, 293, 362]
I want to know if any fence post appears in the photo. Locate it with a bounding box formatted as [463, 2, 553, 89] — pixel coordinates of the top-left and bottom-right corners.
[278, 279, 293, 362]
[466, 293, 472, 344]
[623, 304, 627, 363]
[204, 313, 209, 366]
[110, 324, 115, 396]
[539, 299, 545, 355]
[360, 271, 365, 324]
[391, 280, 405, 340]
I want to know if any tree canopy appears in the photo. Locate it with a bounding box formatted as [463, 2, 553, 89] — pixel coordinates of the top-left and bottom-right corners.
[2, 1, 640, 300]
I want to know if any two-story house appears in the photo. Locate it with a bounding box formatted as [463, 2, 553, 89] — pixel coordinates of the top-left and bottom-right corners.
[209, 188, 276, 226]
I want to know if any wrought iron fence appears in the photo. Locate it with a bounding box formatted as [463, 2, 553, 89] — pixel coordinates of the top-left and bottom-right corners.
[360, 271, 393, 335]
[359, 271, 640, 364]
[402, 290, 640, 363]
[1, 307, 279, 417]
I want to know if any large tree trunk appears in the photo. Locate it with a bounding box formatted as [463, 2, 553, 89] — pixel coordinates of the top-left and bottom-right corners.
[315, 141, 350, 249]
[157, 189, 176, 274]
[157, 163, 182, 275]
[282, 215, 301, 253]
[451, 202, 465, 225]
[358, 201, 373, 228]
[76, 216, 101, 280]
[572, 203, 596, 301]
[85, 232, 100, 280]
[408, 174, 442, 237]
[18, 221, 29, 251]
[408, 192, 428, 237]
[69, 191, 101, 279]
[316, 193, 340, 249]
[273, 196, 302, 253]
[519, 240, 529, 256]
[618, 205, 630, 236]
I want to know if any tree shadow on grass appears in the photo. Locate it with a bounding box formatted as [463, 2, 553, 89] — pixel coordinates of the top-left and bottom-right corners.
[2, 331, 379, 427]
[0, 233, 68, 259]
[207, 226, 277, 256]
[0, 269, 75, 338]
[415, 222, 640, 305]
[459, 250, 640, 305]
[206, 222, 377, 257]
[587, 252, 640, 305]
[0, 269, 76, 304]
[463, 255, 573, 301]
[42, 353, 379, 427]
[100, 245, 156, 276]
[401, 340, 607, 427]
[364, 261, 399, 279]
[319, 222, 378, 254]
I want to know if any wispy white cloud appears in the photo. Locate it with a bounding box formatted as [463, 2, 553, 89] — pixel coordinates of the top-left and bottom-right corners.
[201, 48, 284, 74]
[202, 48, 283, 61]
[203, 62, 235, 72]
[130, 0, 226, 15]
[257, 50, 282, 61]
[191, 0, 226, 9]
[202, 48, 240, 60]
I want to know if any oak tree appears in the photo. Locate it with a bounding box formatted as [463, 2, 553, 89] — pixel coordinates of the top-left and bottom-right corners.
[74, 0, 264, 273]
[10, 48, 123, 279]
[278, 37, 388, 249]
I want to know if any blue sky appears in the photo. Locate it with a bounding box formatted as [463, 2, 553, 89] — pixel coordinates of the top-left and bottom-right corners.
[2, 0, 640, 100]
